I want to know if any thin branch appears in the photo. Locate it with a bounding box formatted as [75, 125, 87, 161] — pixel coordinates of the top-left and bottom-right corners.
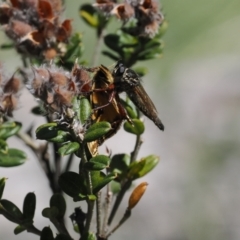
[0, 205, 41, 236]
[106, 208, 131, 238]
[130, 135, 143, 163]
[108, 132, 143, 225]
[80, 145, 95, 235]
[107, 180, 131, 225]
[64, 153, 74, 172]
[96, 191, 102, 236]
[91, 28, 105, 66]
[101, 185, 112, 237]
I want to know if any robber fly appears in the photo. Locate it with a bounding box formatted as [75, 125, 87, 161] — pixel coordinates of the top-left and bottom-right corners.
[112, 61, 164, 131]
[90, 65, 132, 145]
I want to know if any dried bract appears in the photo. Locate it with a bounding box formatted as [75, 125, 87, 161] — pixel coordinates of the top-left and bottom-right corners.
[0, 65, 21, 117]
[0, 0, 72, 60]
[94, 0, 164, 37]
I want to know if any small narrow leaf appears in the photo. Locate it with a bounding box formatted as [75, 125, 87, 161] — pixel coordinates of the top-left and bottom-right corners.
[14, 225, 26, 235]
[0, 139, 8, 154]
[0, 148, 27, 167]
[0, 121, 22, 139]
[128, 155, 159, 180]
[80, 97, 91, 124]
[40, 227, 54, 240]
[124, 119, 145, 135]
[50, 193, 66, 218]
[84, 122, 111, 142]
[55, 233, 73, 240]
[58, 172, 87, 198]
[110, 154, 130, 174]
[137, 155, 160, 178]
[84, 155, 110, 171]
[127, 161, 145, 180]
[23, 192, 36, 220]
[91, 171, 116, 194]
[0, 178, 7, 199]
[0, 199, 23, 223]
[80, 4, 99, 28]
[58, 142, 80, 156]
[42, 207, 59, 219]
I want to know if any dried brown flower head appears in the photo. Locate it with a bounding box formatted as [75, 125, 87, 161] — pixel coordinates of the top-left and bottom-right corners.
[0, 0, 72, 60]
[94, 0, 164, 37]
[0, 65, 21, 117]
[28, 63, 92, 115]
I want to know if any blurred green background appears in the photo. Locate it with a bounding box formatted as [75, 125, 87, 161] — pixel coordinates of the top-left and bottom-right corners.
[1, 0, 240, 240]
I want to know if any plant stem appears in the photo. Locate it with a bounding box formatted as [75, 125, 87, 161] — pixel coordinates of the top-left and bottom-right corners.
[0, 205, 41, 236]
[50, 217, 72, 238]
[91, 28, 105, 66]
[64, 153, 74, 172]
[108, 132, 143, 225]
[107, 180, 131, 225]
[106, 208, 131, 238]
[81, 145, 95, 235]
[130, 135, 143, 163]
[96, 191, 102, 236]
[101, 185, 112, 237]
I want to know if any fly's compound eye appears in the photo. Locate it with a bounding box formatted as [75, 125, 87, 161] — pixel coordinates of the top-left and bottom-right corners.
[114, 62, 126, 77]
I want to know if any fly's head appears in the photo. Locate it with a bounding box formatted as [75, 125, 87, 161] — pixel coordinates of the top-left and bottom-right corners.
[112, 61, 141, 92]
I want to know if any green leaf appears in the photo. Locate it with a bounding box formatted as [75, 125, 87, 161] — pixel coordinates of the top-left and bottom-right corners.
[23, 192, 36, 220]
[80, 97, 91, 123]
[128, 155, 159, 180]
[127, 161, 145, 180]
[14, 225, 26, 234]
[40, 227, 54, 240]
[87, 194, 97, 201]
[137, 47, 163, 60]
[0, 139, 8, 154]
[42, 206, 59, 219]
[58, 142, 80, 156]
[80, 4, 99, 28]
[0, 148, 27, 167]
[102, 51, 119, 61]
[91, 171, 116, 194]
[84, 155, 110, 171]
[137, 155, 160, 178]
[157, 20, 168, 38]
[110, 154, 130, 174]
[110, 181, 121, 194]
[55, 233, 73, 240]
[0, 178, 7, 199]
[58, 172, 87, 198]
[72, 96, 81, 118]
[36, 123, 71, 143]
[62, 33, 84, 67]
[50, 193, 66, 218]
[81, 232, 96, 240]
[133, 67, 148, 77]
[31, 106, 44, 115]
[0, 121, 22, 139]
[120, 99, 138, 119]
[104, 34, 122, 52]
[87, 232, 96, 240]
[84, 122, 111, 142]
[0, 43, 14, 49]
[0, 199, 23, 223]
[124, 119, 145, 135]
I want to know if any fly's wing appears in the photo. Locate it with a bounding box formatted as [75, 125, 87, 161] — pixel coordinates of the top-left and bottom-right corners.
[127, 84, 164, 131]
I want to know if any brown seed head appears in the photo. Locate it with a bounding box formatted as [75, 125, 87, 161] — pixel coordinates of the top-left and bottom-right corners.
[128, 182, 148, 209]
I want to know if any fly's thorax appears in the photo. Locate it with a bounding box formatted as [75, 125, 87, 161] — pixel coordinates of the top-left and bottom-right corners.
[112, 61, 141, 92]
